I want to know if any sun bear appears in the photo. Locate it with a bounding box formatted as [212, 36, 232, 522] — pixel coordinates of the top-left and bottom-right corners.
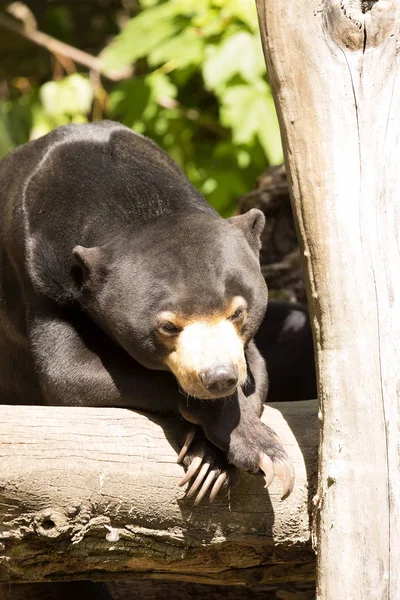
[0, 121, 294, 503]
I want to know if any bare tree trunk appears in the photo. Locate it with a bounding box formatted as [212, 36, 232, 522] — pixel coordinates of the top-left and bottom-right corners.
[256, 1, 400, 598]
[0, 402, 317, 585]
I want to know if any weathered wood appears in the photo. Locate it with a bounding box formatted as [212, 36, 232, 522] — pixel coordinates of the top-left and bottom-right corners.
[0, 402, 317, 585]
[256, 1, 400, 598]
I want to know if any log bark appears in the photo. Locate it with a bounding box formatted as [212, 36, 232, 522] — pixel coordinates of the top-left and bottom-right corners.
[0, 402, 317, 585]
[256, 1, 400, 598]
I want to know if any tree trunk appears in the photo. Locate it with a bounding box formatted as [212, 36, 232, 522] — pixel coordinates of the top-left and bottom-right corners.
[256, 1, 400, 598]
[0, 402, 317, 585]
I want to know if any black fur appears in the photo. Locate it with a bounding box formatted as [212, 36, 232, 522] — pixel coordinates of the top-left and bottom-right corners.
[0, 120, 286, 479]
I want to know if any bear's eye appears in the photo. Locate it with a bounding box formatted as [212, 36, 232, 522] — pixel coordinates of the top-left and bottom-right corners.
[159, 321, 182, 336]
[229, 307, 245, 322]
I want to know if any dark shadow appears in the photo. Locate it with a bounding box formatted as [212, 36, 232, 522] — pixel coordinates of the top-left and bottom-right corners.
[0, 581, 113, 600]
[255, 301, 317, 403]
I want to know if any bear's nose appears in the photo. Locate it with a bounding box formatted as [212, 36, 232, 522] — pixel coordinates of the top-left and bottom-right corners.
[200, 365, 238, 395]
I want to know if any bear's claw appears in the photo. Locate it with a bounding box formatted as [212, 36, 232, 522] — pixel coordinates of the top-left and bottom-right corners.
[178, 426, 294, 502]
[208, 472, 227, 503]
[179, 452, 204, 487]
[177, 427, 196, 463]
[177, 428, 231, 504]
[260, 454, 274, 488]
[186, 463, 228, 505]
[186, 460, 212, 497]
[273, 458, 295, 498]
[193, 468, 218, 504]
[260, 453, 294, 499]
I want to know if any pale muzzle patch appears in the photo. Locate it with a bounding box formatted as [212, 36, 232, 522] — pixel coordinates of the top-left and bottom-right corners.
[164, 318, 247, 399]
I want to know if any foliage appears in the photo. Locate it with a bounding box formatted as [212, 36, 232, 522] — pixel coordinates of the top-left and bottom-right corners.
[0, 0, 282, 215]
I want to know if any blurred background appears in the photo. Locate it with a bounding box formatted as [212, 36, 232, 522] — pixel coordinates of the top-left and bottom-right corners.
[0, 3, 314, 597]
[0, 0, 283, 217]
[0, 0, 305, 302]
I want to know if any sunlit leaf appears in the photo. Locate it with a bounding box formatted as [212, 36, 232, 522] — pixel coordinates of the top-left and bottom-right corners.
[40, 74, 93, 117]
[220, 83, 283, 164]
[148, 28, 205, 68]
[4, 0, 283, 217]
[203, 32, 266, 91]
[101, 2, 182, 71]
[147, 72, 177, 103]
[220, 0, 260, 32]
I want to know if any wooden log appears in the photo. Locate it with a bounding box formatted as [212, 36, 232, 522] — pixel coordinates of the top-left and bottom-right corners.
[256, 1, 400, 598]
[0, 401, 317, 585]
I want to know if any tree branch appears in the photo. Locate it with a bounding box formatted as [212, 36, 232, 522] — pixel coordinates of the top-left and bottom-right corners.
[0, 12, 132, 81]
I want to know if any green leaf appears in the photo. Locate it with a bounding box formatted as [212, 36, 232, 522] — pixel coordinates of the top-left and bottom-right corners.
[219, 0, 260, 32]
[148, 28, 205, 68]
[39, 75, 93, 117]
[108, 72, 178, 134]
[108, 77, 152, 130]
[203, 32, 266, 91]
[0, 98, 33, 149]
[139, 0, 160, 7]
[220, 83, 283, 164]
[0, 103, 16, 159]
[191, 7, 227, 37]
[147, 72, 177, 103]
[100, 2, 182, 72]
[202, 168, 248, 216]
[29, 107, 69, 141]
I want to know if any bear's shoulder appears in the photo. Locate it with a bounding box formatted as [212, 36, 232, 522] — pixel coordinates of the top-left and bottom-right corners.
[0, 122, 214, 305]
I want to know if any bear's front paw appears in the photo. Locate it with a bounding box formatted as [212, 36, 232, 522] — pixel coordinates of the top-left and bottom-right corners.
[228, 421, 294, 499]
[177, 427, 234, 505]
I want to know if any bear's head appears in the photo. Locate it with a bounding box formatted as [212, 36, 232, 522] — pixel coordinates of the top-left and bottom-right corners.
[72, 209, 267, 400]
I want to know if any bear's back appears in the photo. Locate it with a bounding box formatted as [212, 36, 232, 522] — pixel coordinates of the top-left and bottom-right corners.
[2, 121, 211, 248]
[0, 121, 214, 300]
[0, 122, 216, 402]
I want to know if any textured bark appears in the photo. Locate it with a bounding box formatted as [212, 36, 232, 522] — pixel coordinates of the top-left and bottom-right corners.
[256, 1, 400, 598]
[0, 401, 317, 585]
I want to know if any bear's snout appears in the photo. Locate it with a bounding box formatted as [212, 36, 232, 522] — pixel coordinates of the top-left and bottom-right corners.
[200, 364, 238, 395]
[163, 318, 247, 399]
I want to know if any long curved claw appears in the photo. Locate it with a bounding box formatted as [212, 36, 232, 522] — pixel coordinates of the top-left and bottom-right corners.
[186, 461, 211, 498]
[273, 459, 295, 498]
[194, 469, 218, 505]
[177, 428, 196, 463]
[209, 471, 227, 503]
[179, 451, 204, 487]
[260, 454, 274, 488]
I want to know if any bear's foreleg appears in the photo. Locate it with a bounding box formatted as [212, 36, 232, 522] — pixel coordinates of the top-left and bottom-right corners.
[28, 306, 179, 411]
[178, 342, 294, 498]
[28, 306, 233, 502]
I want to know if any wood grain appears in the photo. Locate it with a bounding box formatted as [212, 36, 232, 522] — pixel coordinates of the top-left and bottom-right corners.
[256, 1, 400, 597]
[0, 401, 317, 585]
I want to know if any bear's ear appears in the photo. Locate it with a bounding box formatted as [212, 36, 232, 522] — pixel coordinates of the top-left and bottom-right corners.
[228, 209, 265, 255]
[72, 245, 105, 288]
